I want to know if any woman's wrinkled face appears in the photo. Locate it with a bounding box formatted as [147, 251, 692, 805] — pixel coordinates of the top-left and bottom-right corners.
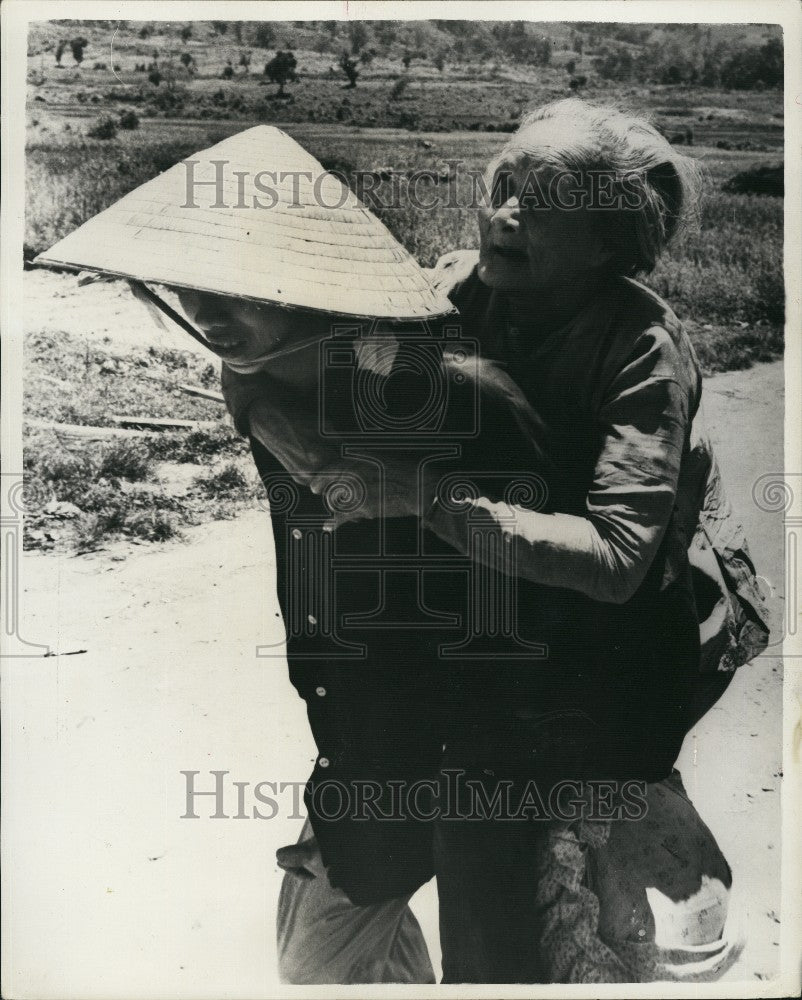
[176, 288, 295, 366]
[477, 131, 611, 294]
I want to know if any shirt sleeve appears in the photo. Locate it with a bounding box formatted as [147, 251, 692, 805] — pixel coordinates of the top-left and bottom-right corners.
[426, 326, 692, 604]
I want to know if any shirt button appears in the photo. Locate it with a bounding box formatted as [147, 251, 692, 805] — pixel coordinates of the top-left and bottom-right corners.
[315, 686, 327, 697]
[318, 756, 330, 768]
[308, 614, 317, 626]
[292, 528, 302, 540]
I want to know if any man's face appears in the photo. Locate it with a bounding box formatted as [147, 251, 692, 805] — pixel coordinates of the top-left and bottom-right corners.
[477, 137, 610, 293]
[176, 288, 295, 366]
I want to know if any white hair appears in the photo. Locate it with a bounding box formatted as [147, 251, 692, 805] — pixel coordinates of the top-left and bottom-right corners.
[486, 98, 703, 275]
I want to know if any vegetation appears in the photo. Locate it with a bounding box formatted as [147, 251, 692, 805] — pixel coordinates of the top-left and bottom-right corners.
[340, 52, 360, 87]
[23, 329, 253, 552]
[264, 50, 297, 95]
[722, 162, 783, 197]
[86, 114, 117, 139]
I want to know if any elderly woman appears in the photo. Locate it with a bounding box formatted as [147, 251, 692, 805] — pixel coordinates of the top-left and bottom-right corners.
[208, 100, 768, 984]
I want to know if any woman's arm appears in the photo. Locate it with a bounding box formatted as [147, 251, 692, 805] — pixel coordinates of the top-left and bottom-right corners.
[426, 327, 692, 604]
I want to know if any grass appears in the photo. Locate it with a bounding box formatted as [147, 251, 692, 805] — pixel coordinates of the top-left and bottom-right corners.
[23, 329, 254, 553]
[23, 426, 257, 553]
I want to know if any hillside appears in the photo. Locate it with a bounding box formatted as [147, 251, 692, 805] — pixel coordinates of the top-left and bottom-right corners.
[26, 19, 783, 135]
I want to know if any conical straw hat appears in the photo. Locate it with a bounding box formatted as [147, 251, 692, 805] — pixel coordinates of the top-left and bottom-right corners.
[35, 126, 455, 321]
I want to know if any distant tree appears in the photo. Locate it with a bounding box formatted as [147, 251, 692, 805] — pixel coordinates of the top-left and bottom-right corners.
[70, 36, 88, 66]
[402, 50, 412, 70]
[254, 23, 276, 49]
[434, 50, 446, 72]
[148, 68, 162, 86]
[411, 23, 427, 49]
[264, 50, 298, 95]
[179, 25, 192, 43]
[138, 25, 152, 39]
[720, 36, 782, 89]
[233, 23, 242, 43]
[340, 52, 360, 87]
[594, 46, 634, 81]
[565, 58, 576, 75]
[238, 51, 252, 73]
[55, 40, 66, 66]
[390, 76, 409, 99]
[375, 23, 396, 51]
[360, 48, 375, 67]
[572, 33, 584, 54]
[569, 74, 587, 91]
[212, 21, 228, 35]
[325, 21, 338, 38]
[221, 62, 234, 80]
[533, 37, 552, 66]
[180, 52, 194, 71]
[663, 64, 683, 85]
[348, 21, 368, 55]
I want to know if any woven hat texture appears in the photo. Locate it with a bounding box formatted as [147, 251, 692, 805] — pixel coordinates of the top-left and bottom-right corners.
[36, 126, 454, 321]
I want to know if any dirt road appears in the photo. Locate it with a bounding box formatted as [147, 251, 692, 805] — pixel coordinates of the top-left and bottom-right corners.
[5, 358, 785, 994]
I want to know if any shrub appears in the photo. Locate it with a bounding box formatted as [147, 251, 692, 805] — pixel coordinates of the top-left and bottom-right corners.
[221, 63, 235, 80]
[74, 513, 106, 552]
[193, 461, 249, 497]
[118, 109, 140, 130]
[390, 76, 410, 100]
[87, 115, 118, 140]
[97, 440, 153, 481]
[123, 509, 180, 542]
[722, 163, 783, 197]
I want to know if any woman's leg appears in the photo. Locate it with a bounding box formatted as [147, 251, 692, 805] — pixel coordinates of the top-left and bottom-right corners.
[276, 820, 435, 985]
[434, 772, 741, 984]
[534, 771, 742, 983]
[587, 770, 744, 981]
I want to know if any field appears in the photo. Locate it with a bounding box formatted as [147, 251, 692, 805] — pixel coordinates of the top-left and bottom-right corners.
[23, 19, 785, 553]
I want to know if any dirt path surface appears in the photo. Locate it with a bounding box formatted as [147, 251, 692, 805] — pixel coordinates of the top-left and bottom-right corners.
[6, 358, 785, 994]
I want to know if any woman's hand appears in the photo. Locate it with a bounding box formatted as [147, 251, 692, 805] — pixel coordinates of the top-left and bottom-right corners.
[314, 458, 425, 529]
